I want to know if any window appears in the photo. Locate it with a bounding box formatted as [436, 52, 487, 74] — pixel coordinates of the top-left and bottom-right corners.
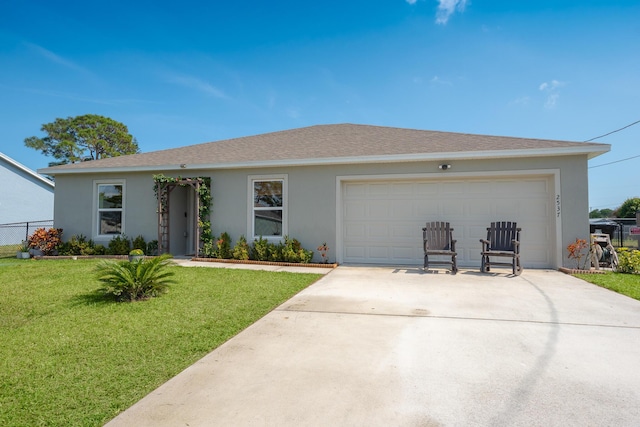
[250, 175, 287, 239]
[95, 181, 125, 236]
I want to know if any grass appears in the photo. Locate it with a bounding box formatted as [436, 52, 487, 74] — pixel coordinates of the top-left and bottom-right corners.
[573, 271, 640, 301]
[0, 244, 21, 258]
[0, 258, 321, 426]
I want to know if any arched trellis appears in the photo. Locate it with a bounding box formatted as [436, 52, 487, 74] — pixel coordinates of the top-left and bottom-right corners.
[153, 175, 212, 256]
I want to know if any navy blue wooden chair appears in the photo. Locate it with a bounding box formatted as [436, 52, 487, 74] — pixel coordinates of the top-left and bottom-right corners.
[423, 221, 458, 274]
[480, 221, 522, 275]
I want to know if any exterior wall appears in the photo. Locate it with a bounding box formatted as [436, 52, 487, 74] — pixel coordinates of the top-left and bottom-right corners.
[0, 159, 54, 224]
[52, 154, 589, 266]
[53, 172, 158, 247]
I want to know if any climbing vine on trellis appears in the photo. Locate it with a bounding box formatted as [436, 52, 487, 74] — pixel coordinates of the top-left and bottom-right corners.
[153, 174, 212, 255]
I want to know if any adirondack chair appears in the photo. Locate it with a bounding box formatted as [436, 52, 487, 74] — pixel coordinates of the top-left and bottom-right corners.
[423, 221, 458, 274]
[480, 221, 522, 275]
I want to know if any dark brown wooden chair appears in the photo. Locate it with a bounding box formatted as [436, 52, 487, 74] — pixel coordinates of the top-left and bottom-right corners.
[423, 221, 457, 274]
[480, 221, 522, 275]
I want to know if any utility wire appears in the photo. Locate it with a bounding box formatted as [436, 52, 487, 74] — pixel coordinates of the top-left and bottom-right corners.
[584, 118, 640, 142]
[586, 118, 640, 169]
[589, 154, 640, 169]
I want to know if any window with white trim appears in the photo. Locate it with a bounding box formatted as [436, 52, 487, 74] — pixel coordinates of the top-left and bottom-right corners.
[95, 181, 125, 236]
[250, 175, 287, 239]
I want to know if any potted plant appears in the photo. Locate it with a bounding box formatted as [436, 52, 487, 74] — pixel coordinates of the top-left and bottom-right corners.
[128, 248, 145, 262]
[16, 242, 30, 259]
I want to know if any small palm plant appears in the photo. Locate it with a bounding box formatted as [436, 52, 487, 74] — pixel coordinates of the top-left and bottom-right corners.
[95, 254, 177, 302]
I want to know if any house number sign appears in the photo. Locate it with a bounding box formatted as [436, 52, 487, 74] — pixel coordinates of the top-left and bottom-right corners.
[556, 194, 561, 218]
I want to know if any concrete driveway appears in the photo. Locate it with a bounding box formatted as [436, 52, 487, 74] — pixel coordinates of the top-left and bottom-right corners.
[106, 266, 640, 426]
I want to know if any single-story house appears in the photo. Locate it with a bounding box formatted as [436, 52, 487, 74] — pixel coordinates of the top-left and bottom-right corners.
[1, 152, 54, 225]
[40, 124, 610, 268]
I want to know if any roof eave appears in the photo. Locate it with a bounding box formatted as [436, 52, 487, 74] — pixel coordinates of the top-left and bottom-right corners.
[39, 145, 610, 175]
[1, 152, 55, 187]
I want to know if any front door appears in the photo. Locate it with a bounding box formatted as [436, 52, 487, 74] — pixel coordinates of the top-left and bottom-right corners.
[169, 186, 197, 256]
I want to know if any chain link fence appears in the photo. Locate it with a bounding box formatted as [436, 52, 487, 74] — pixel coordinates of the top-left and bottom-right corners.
[0, 220, 54, 257]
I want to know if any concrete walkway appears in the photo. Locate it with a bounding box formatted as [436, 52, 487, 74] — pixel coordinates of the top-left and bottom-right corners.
[106, 265, 640, 426]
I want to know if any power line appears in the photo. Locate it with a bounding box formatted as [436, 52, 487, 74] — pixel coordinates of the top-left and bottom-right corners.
[587, 118, 640, 169]
[589, 153, 640, 169]
[584, 118, 640, 142]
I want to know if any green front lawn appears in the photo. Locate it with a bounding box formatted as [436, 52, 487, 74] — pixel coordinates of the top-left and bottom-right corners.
[573, 271, 640, 301]
[0, 258, 321, 426]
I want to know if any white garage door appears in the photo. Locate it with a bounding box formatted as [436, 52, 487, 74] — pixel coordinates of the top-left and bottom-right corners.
[341, 176, 555, 268]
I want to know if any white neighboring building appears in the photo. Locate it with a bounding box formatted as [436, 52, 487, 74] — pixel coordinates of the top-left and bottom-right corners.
[0, 152, 54, 224]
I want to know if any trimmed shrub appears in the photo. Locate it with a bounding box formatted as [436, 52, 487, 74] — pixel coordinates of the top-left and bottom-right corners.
[146, 240, 158, 256]
[252, 236, 270, 261]
[131, 235, 147, 253]
[215, 232, 232, 259]
[282, 236, 313, 263]
[268, 241, 285, 262]
[60, 234, 96, 255]
[108, 235, 131, 255]
[617, 248, 640, 274]
[232, 235, 250, 260]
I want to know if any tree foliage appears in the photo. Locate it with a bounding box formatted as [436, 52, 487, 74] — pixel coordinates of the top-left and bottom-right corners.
[589, 208, 613, 218]
[615, 197, 640, 218]
[24, 114, 139, 166]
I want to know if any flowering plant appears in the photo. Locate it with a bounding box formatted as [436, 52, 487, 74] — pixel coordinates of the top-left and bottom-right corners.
[567, 238, 589, 269]
[317, 242, 329, 263]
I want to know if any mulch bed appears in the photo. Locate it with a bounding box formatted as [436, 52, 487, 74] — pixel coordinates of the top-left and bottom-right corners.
[191, 257, 338, 269]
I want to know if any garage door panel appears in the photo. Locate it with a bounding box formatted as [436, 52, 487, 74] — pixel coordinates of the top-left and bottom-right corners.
[345, 245, 366, 260]
[467, 199, 492, 216]
[442, 200, 465, 216]
[368, 203, 389, 219]
[344, 183, 367, 197]
[344, 200, 366, 217]
[391, 204, 415, 218]
[369, 246, 390, 259]
[391, 182, 414, 195]
[369, 183, 392, 196]
[342, 177, 555, 268]
[391, 223, 420, 239]
[440, 181, 466, 195]
[391, 246, 416, 261]
[367, 225, 389, 239]
[491, 200, 520, 217]
[344, 222, 366, 238]
[415, 182, 440, 195]
[415, 200, 439, 216]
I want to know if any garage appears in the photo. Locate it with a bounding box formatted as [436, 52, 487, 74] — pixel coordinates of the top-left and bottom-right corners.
[340, 174, 556, 268]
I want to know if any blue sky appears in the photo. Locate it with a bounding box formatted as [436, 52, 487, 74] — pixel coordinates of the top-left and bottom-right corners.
[1, 0, 639, 211]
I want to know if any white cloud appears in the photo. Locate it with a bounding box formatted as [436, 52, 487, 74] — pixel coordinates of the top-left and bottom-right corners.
[430, 75, 452, 85]
[509, 96, 530, 107]
[544, 93, 560, 109]
[24, 42, 88, 73]
[539, 80, 564, 92]
[406, 0, 417, 4]
[435, 0, 468, 25]
[165, 74, 227, 99]
[539, 79, 566, 109]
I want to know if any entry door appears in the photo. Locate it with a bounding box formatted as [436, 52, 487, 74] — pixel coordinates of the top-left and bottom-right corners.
[169, 186, 197, 256]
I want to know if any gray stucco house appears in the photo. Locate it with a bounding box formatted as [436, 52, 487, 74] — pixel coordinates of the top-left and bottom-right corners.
[40, 124, 610, 268]
[1, 152, 54, 224]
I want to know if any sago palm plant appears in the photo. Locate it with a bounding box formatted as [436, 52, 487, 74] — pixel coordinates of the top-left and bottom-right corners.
[95, 254, 177, 301]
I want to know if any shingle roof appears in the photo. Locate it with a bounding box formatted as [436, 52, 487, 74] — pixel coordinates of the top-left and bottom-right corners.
[40, 123, 610, 174]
